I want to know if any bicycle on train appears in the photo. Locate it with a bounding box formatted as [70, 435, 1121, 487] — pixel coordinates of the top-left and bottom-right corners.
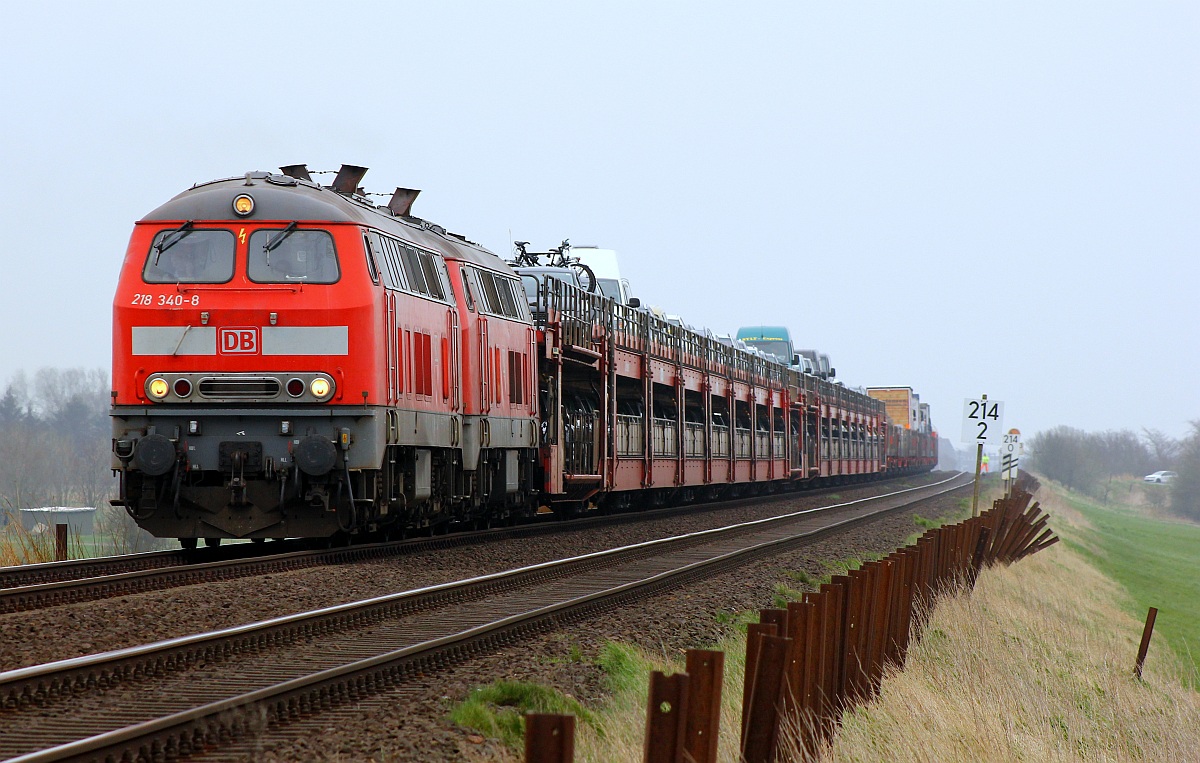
[511, 239, 597, 293]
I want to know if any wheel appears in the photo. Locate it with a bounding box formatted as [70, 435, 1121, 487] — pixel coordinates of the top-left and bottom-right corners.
[571, 262, 597, 293]
[203, 537, 221, 548]
[179, 537, 197, 550]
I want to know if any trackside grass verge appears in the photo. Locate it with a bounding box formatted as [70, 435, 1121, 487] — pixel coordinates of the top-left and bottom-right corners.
[452, 482, 1200, 760]
[1045, 482, 1200, 677]
[821, 535, 1200, 761]
[816, 478, 1200, 762]
[448, 680, 594, 751]
[450, 508, 980, 761]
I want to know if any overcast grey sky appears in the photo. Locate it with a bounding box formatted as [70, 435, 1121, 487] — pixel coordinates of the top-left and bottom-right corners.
[1, 2, 1195, 446]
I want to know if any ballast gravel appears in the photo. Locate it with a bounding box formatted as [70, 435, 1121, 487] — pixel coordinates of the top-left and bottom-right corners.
[0, 473, 968, 761]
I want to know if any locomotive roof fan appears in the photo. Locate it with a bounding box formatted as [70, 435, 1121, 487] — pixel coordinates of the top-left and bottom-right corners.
[331, 164, 369, 194]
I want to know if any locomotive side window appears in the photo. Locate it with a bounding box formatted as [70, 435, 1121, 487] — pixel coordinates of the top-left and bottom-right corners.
[460, 269, 476, 312]
[418, 251, 446, 300]
[248, 229, 340, 283]
[362, 234, 380, 286]
[143, 229, 235, 284]
[371, 233, 408, 291]
[472, 268, 526, 320]
[399, 245, 430, 295]
[366, 234, 451, 303]
[476, 269, 502, 314]
[496, 276, 518, 316]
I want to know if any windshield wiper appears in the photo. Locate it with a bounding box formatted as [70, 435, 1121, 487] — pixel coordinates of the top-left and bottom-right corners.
[264, 222, 299, 253]
[264, 221, 299, 267]
[153, 221, 195, 265]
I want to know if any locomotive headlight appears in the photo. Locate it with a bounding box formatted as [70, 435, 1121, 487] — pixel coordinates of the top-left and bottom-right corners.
[310, 377, 332, 400]
[232, 193, 255, 217]
[148, 378, 169, 400]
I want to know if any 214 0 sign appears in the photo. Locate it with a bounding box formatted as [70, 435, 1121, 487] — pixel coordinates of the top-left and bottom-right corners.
[961, 398, 1005, 445]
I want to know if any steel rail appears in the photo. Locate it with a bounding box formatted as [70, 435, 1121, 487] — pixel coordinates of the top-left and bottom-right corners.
[1, 474, 968, 761]
[0, 473, 942, 612]
[0, 548, 191, 589]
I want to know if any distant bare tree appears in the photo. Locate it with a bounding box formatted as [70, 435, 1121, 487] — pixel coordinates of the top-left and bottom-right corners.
[1092, 429, 1152, 501]
[0, 425, 61, 511]
[1142, 428, 1180, 468]
[1029, 425, 1154, 499]
[1170, 421, 1200, 521]
[1028, 426, 1100, 494]
[0, 368, 114, 514]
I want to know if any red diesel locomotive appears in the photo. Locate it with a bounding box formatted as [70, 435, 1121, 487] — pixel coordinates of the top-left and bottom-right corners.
[110, 165, 936, 546]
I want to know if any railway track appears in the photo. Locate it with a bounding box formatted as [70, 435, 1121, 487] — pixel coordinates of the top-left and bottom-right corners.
[0, 475, 937, 614]
[0, 473, 969, 762]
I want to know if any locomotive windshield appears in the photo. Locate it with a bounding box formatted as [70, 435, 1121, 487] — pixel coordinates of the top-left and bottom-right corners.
[248, 229, 339, 283]
[143, 229, 236, 283]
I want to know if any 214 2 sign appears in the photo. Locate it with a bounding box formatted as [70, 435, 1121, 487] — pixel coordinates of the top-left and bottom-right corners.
[961, 398, 1005, 445]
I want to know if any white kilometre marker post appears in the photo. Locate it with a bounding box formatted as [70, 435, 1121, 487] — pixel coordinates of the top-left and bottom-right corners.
[962, 394, 1005, 517]
[1001, 428, 1021, 495]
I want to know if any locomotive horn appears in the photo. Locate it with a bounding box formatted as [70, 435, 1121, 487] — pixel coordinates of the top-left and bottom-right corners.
[387, 187, 421, 217]
[331, 164, 369, 194]
[279, 164, 312, 181]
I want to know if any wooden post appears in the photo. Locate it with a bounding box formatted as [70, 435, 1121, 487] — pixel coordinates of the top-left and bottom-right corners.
[971, 448, 984, 517]
[1134, 607, 1158, 680]
[525, 714, 575, 763]
[55, 523, 68, 562]
[971, 394, 987, 517]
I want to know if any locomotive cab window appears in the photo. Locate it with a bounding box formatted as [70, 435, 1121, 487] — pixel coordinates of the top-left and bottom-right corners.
[143, 228, 235, 283]
[248, 228, 340, 284]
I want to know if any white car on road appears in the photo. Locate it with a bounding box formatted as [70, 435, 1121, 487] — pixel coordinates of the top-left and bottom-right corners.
[1143, 470, 1177, 484]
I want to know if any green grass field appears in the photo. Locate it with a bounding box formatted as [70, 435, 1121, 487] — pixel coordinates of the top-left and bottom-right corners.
[1057, 486, 1200, 676]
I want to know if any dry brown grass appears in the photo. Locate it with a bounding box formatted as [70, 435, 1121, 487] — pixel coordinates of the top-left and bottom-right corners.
[466, 480, 1200, 761]
[815, 541, 1200, 762]
[569, 640, 758, 763]
[0, 510, 60, 566]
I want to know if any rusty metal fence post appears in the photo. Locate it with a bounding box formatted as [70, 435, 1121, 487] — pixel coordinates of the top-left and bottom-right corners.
[759, 608, 788, 636]
[967, 526, 991, 590]
[525, 714, 575, 763]
[619, 478, 1059, 763]
[741, 622, 778, 743]
[644, 671, 690, 762]
[741, 634, 792, 763]
[683, 650, 724, 763]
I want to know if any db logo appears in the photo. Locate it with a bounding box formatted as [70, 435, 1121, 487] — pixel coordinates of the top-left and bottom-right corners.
[219, 327, 259, 354]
